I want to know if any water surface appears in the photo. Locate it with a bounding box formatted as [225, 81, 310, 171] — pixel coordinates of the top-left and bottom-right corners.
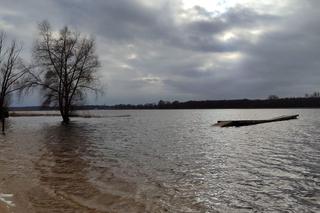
[0, 109, 320, 212]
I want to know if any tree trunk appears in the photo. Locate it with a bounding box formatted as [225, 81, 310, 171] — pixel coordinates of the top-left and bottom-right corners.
[62, 115, 70, 123]
[0, 100, 5, 133]
[62, 109, 70, 123]
[62, 104, 70, 124]
[1, 118, 4, 133]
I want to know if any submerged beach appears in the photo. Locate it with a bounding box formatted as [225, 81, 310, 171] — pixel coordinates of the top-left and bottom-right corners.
[1, 109, 320, 212]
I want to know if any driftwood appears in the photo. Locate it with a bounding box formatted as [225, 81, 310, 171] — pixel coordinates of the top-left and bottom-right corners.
[214, 114, 299, 127]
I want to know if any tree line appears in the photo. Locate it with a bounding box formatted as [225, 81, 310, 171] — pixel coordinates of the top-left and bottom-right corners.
[9, 96, 320, 112]
[37, 96, 319, 110]
[0, 21, 100, 126]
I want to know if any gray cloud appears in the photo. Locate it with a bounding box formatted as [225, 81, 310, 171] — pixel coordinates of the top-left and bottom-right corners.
[0, 0, 320, 105]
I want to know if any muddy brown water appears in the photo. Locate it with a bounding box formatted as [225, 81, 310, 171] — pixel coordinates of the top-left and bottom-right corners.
[0, 109, 320, 212]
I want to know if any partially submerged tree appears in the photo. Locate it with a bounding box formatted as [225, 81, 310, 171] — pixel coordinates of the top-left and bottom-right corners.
[32, 21, 100, 123]
[0, 32, 30, 132]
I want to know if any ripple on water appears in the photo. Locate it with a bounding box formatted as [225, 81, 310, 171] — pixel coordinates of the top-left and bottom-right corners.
[0, 109, 320, 212]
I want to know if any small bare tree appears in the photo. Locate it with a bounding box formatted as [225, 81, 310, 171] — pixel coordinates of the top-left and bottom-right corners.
[0, 32, 30, 132]
[31, 21, 100, 123]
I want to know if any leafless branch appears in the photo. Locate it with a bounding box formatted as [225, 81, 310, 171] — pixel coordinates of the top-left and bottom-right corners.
[0, 32, 29, 108]
[30, 21, 101, 123]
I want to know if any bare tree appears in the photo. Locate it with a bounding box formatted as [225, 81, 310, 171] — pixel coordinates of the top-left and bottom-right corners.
[31, 21, 100, 123]
[0, 32, 30, 132]
[268, 95, 279, 100]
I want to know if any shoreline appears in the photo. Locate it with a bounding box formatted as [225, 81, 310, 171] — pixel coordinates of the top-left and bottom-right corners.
[8, 111, 130, 118]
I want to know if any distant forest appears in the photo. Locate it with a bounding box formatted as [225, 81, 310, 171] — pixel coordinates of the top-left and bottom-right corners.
[10, 95, 320, 111]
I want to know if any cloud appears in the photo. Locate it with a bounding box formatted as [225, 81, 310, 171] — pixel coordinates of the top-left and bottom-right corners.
[0, 0, 320, 105]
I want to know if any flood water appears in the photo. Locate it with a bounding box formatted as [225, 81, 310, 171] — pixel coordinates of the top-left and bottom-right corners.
[0, 109, 320, 212]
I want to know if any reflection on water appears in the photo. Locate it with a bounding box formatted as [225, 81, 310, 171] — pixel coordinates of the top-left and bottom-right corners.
[0, 109, 320, 212]
[30, 122, 149, 212]
[31, 123, 100, 211]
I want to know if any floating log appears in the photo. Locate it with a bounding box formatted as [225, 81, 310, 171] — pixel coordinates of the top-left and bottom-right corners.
[214, 114, 299, 127]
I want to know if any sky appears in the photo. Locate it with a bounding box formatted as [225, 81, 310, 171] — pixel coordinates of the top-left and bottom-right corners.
[0, 0, 320, 106]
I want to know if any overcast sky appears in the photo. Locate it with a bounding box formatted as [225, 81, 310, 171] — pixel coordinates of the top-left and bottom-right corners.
[1, 0, 320, 105]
